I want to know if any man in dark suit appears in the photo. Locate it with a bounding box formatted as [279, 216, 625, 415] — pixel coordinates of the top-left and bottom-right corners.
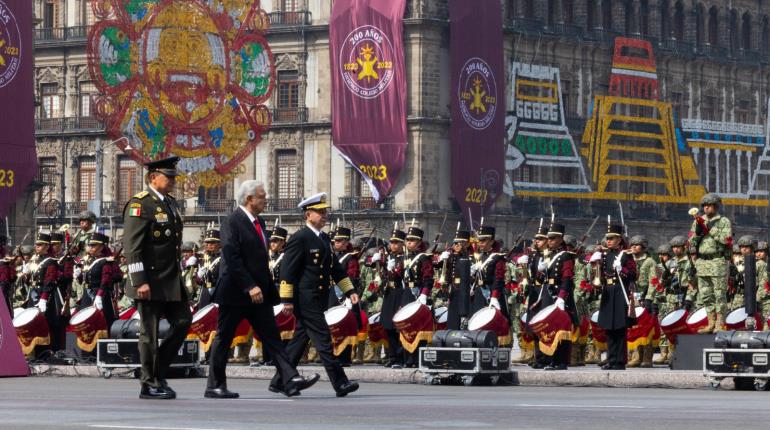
[122, 156, 191, 400]
[205, 180, 319, 398]
[271, 192, 360, 397]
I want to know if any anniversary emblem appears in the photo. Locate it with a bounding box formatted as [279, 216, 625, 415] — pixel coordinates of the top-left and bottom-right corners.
[457, 57, 497, 130]
[0, 0, 21, 88]
[339, 24, 395, 99]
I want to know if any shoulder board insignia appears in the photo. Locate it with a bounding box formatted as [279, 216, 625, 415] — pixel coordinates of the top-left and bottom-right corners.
[133, 191, 149, 199]
[130, 203, 141, 208]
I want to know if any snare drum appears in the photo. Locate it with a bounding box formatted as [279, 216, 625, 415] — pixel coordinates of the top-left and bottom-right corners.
[393, 301, 434, 353]
[627, 306, 657, 350]
[13, 308, 50, 355]
[434, 306, 448, 331]
[685, 307, 709, 333]
[118, 307, 137, 320]
[528, 304, 573, 356]
[571, 315, 590, 345]
[273, 304, 296, 340]
[468, 307, 511, 346]
[325, 305, 359, 355]
[659, 308, 691, 344]
[67, 306, 108, 352]
[589, 310, 607, 349]
[190, 303, 219, 351]
[367, 312, 388, 346]
[724, 307, 764, 331]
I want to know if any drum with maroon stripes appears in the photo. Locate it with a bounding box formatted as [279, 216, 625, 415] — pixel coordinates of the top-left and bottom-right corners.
[13, 308, 50, 355]
[589, 310, 607, 350]
[468, 306, 511, 346]
[67, 306, 108, 352]
[685, 307, 709, 333]
[325, 305, 359, 355]
[571, 315, 590, 345]
[724, 307, 764, 331]
[118, 306, 137, 320]
[528, 304, 573, 356]
[273, 304, 296, 340]
[367, 312, 388, 347]
[189, 303, 219, 352]
[626, 306, 658, 350]
[519, 312, 535, 349]
[356, 308, 369, 344]
[392, 301, 434, 353]
[433, 306, 448, 331]
[659, 308, 692, 344]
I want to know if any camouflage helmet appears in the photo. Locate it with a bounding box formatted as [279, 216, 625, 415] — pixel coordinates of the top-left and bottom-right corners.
[700, 193, 722, 207]
[78, 210, 97, 222]
[669, 235, 687, 247]
[656, 244, 671, 255]
[757, 241, 769, 252]
[737, 235, 757, 249]
[181, 241, 197, 252]
[20, 245, 34, 256]
[732, 244, 741, 254]
[629, 235, 648, 248]
[562, 234, 577, 248]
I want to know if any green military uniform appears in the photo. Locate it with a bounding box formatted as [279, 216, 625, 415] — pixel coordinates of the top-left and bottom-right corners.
[653, 243, 675, 365]
[689, 194, 732, 333]
[684, 247, 699, 308]
[122, 157, 191, 399]
[629, 235, 657, 368]
[180, 242, 199, 303]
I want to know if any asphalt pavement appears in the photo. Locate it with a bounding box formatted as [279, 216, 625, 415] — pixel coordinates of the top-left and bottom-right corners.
[0, 376, 768, 430]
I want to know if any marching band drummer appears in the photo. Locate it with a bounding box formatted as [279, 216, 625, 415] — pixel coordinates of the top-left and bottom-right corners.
[597, 224, 638, 371]
[470, 224, 509, 324]
[374, 226, 408, 369]
[32, 231, 65, 353]
[79, 232, 121, 328]
[437, 229, 472, 331]
[402, 225, 434, 368]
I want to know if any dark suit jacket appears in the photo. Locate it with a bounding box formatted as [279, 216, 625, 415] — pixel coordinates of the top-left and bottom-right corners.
[214, 208, 279, 307]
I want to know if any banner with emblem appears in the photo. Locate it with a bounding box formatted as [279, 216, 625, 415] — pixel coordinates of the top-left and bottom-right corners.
[0, 0, 36, 219]
[449, 0, 505, 227]
[330, 0, 407, 202]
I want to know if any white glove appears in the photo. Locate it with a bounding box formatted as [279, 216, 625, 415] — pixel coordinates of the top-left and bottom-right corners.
[589, 252, 602, 263]
[613, 256, 622, 271]
[555, 297, 565, 310]
[537, 258, 547, 272]
[516, 255, 529, 265]
[489, 297, 501, 310]
[386, 258, 396, 272]
[471, 262, 482, 274]
[439, 251, 450, 262]
[197, 266, 207, 279]
[185, 256, 198, 268]
[418, 294, 428, 305]
[343, 298, 353, 310]
[73, 266, 82, 278]
[37, 299, 47, 313]
[94, 295, 104, 311]
[370, 253, 382, 264]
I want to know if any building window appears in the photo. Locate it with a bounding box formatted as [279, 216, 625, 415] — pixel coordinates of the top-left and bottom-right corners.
[763, 17, 770, 54]
[40, 83, 61, 119]
[117, 156, 141, 205]
[587, 0, 595, 30]
[546, 0, 557, 26]
[204, 182, 232, 201]
[670, 92, 683, 120]
[660, 0, 669, 39]
[275, 149, 298, 199]
[281, 0, 298, 12]
[702, 95, 716, 121]
[562, 80, 572, 116]
[563, 0, 573, 25]
[673, 2, 684, 40]
[729, 10, 739, 51]
[708, 7, 719, 46]
[38, 157, 58, 205]
[44, 0, 61, 28]
[276, 70, 300, 121]
[639, 1, 649, 36]
[79, 81, 96, 117]
[602, 0, 612, 30]
[524, 0, 535, 20]
[82, 0, 97, 26]
[78, 157, 96, 202]
[696, 5, 705, 47]
[742, 13, 752, 50]
[345, 164, 373, 198]
[736, 100, 750, 123]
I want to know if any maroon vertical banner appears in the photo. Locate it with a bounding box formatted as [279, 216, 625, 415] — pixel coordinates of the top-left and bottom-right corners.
[0, 0, 36, 219]
[330, 0, 407, 202]
[0, 289, 29, 376]
[449, 0, 504, 228]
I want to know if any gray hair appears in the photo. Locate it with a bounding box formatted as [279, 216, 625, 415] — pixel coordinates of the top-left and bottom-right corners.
[235, 180, 265, 205]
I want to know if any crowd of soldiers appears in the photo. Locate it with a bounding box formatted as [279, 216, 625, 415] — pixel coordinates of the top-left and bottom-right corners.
[2, 192, 769, 369]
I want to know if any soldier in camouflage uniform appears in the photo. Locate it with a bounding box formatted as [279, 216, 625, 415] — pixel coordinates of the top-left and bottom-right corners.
[728, 243, 745, 311]
[180, 242, 200, 304]
[732, 236, 768, 332]
[684, 245, 699, 310]
[756, 241, 768, 264]
[566, 235, 588, 366]
[652, 243, 676, 365]
[630, 235, 657, 368]
[509, 253, 531, 363]
[689, 193, 733, 333]
[361, 245, 385, 363]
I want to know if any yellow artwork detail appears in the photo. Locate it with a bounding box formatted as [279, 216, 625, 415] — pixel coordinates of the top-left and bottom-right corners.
[469, 76, 487, 114]
[356, 44, 379, 83]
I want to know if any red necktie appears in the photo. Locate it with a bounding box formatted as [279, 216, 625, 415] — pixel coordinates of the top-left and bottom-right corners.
[253, 219, 265, 246]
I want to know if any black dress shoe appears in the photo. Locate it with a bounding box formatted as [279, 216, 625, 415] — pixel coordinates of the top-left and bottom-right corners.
[610, 365, 626, 370]
[158, 379, 176, 396]
[335, 381, 359, 398]
[530, 362, 545, 369]
[140, 385, 174, 400]
[288, 373, 321, 392]
[601, 363, 613, 370]
[544, 364, 567, 371]
[204, 388, 240, 399]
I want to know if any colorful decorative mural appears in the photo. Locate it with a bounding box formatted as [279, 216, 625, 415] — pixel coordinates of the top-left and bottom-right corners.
[87, 0, 274, 188]
[504, 37, 770, 207]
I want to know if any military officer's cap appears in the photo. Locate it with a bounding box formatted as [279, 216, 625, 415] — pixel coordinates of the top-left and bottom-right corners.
[534, 224, 549, 239]
[334, 226, 352, 241]
[204, 226, 221, 243]
[629, 235, 648, 248]
[669, 235, 687, 247]
[605, 224, 624, 238]
[271, 226, 288, 241]
[737, 235, 757, 248]
[50, 232, 64, 244]
[88, 232, 110, 245]
[477, 226, 495, 240]
[757, 241, 768, 251]
[656, 244, 671, 255]
[547, 223, 565, 238]
[700, 193, 721, 207]
[390, 229, 407, 242]
[78, 210, 97, 222]
[145, 156, 180, 177]
[35, 231, 51, 245]
[406, 226, 424, 241]
[562, 234, 577, 248]
[454, 230, 471, 242]
[181, 241, 196, 252]
[298, 192, 330, 211]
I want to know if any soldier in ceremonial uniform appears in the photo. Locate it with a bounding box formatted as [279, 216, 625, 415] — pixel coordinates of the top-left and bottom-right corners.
[1, 245, 17, 313]
[569, 235, 590, 366]
[197, 226, 222, 308]
[329, 225, 361, 366]
[79, 232, 121, 328]
[402, 225, 434, 367]
[375, 227, 408, 368]
[437, 230, 472, 331]
[32, 231, 66, 353]
[526, 224, 551, 368]
[273, 193, 360, 397]
[71, 211, 97, 258]
[689, 193, 733, 333]
[510, 253, 532, 363]
[256, 225, 288, 365]
[50, 232, 76, 317]
[361, 245, 386, 363]
[122, 156, 191, 400]
[629, 235, 656, 368]
[470, 225, 510, 324]
[180, 242, 200, 305]
[598, 224, 638, 370]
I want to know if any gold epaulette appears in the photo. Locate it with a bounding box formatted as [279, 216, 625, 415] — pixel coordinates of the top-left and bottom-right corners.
[279, 280, 294, 299]
[133, 191, 149, 199]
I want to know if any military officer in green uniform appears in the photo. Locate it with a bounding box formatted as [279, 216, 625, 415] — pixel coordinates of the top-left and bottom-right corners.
[756, 241, 768, 264]
[122, 156, 191, 400]
[629, 235, 656, 368]
[689, 193, 733, 333]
